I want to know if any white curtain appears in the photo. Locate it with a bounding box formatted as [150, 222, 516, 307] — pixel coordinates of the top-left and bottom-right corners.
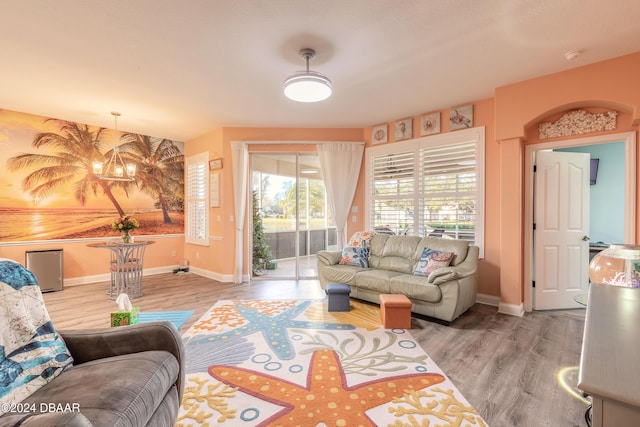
[231, 142, 248, 284]
[317, 142, 365, 248]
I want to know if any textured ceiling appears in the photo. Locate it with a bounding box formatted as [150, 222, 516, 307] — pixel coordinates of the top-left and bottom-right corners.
[1, 0, 640, 141]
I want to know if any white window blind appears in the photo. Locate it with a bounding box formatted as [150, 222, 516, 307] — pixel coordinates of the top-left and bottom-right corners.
[366, 127, 484, 256]
[186, 152, 209, 246]
[370, 151, 416, 235]
[419, 140, 477, 241]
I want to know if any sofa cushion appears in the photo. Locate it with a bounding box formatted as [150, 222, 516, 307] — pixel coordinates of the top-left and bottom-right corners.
[18, 350, 179, 427]
[413, 248, 454, 276]
[414, 236, 469, 266]
[368, 234, 389, 268]
[389, 274, 443, 303]
[372, 235, 422, 274]
[354, 269, 398, 294]
[380, 235, 422, 259]
[339, 246, 370, 268]
[347, 231, 375, 248]
[321, 264, 367, 285]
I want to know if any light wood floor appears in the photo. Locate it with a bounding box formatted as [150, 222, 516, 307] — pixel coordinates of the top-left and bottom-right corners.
[43, 273, 589, 427]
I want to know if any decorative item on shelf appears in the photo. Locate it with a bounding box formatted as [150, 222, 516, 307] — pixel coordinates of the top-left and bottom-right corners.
[371, 124, 388, 144]
[92, 112, 136, 181]
[112, 215, 140, 243]
[283, 48, 332, 103]
[589, 244, 640, 288]
[420, 112, 441, 136]
[394, 118, 412, 141]
[209, 158, 223, 170]
[449, 104, 473, 130]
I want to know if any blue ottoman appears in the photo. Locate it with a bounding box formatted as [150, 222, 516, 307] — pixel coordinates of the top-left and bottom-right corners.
[327, 283, 351, 312]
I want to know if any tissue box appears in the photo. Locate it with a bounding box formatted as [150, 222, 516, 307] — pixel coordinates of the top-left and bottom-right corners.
[110, 306, 140, 327]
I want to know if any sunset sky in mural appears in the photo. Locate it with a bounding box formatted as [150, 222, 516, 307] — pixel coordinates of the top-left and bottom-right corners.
[0, 108, 184, 241]
[0, 109, 159, 210]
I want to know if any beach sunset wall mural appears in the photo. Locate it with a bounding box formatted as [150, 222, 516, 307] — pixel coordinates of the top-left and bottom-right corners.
[0, 109, 185, 242]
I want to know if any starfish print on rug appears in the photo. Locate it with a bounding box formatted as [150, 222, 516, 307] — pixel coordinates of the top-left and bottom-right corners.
[209, 349, 445, 426]
[201, 301, 355, 360]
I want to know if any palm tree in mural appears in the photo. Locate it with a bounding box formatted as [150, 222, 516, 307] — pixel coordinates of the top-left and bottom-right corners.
[118, 133, 184, 223]
[7, 119, 129, 216]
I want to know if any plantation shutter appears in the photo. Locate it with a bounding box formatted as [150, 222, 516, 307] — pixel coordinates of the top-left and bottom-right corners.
[186, 152, 209, 246]
[418, 140, 478, 243]
[366, 127, 484, 257]
[369, 151, 416, 235]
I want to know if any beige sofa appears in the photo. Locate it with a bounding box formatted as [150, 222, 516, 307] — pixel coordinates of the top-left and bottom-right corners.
[317, 234, 479, 323]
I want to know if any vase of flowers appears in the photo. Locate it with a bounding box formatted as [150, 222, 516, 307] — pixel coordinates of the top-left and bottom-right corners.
[112, 215, 140, 243]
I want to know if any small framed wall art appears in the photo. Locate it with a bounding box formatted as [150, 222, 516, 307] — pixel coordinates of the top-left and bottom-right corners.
[209, 158, 223, 170]
[420, 112, 440, 136]
[449, 104, 473, 130]
[394, 118, 412, 141]
[371, 124, 388, 144]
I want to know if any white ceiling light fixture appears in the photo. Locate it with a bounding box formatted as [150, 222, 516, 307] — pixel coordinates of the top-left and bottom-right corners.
[283, 48, 333, 103]
[92, 112, 136, 181]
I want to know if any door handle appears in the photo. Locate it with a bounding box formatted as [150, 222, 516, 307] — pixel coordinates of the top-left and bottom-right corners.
[582, 236, 590, 241]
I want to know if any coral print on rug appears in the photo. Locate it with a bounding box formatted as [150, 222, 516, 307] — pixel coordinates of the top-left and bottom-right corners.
[177, 299, 488, 426]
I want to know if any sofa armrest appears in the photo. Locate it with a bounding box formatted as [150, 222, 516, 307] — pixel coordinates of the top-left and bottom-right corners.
[427, 246, 478, 286]
[59, 320, 185, 400]
[317, 250, 342, 266]
[427, 266, 467, 285]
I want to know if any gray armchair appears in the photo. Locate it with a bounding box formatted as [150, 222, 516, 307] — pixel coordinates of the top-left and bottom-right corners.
[0, 321, 184, 427]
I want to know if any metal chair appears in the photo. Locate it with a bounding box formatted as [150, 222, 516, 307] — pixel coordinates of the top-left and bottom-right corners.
[109, 242, 147, 298]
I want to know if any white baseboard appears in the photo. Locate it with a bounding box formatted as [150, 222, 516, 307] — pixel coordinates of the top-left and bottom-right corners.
[63, 266, 177, 287]
[476, 294, 525, 317]
[498, 301, 525, 317]
[475, 293, 500, 307]
[188, 266, 234, 283]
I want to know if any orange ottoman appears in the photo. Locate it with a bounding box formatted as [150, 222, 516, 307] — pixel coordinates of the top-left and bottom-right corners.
[379, 294, 412, 329]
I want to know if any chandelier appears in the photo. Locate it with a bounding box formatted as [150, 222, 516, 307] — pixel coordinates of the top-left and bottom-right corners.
[92, 112, 136, 181]
[283, 48, 333, 103]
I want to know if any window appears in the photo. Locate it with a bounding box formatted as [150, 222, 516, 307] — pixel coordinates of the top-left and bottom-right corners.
[185, 152, 209, 246]
[370, 150, 415, 236]
[366, 127, 484, 257]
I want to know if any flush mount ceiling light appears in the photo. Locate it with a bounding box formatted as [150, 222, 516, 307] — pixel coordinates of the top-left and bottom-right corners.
[92, 112, 136, 181]
[283, 48, 333, 103]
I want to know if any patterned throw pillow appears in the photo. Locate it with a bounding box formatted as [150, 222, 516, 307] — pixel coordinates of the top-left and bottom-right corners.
[0, 261, 73, 412]
[413, 247, 454, 276]
[339, 247, 370, 268]
[347, 231, 375, 248]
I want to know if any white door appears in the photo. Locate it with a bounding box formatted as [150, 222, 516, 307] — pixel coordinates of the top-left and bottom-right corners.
[534, 151, 590, 309]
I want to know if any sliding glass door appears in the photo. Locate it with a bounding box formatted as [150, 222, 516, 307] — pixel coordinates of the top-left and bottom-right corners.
[250, 153, 336, 280]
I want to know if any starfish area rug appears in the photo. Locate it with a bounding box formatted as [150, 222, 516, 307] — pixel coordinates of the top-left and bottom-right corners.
[176, 299, 488, 427]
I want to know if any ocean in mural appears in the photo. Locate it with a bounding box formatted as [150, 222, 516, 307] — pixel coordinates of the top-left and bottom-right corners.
[0, 109, 185, 242]
[0, 208, 184, 241]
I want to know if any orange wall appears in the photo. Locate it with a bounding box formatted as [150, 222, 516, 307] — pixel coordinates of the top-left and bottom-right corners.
[183, 127, 364, 278]
[358, 99, 500, 298]
[495, 51, 640, 307]
[0, 237, 184, 283]
[5, 51, 639, 307]
[184, 51, 640, 308]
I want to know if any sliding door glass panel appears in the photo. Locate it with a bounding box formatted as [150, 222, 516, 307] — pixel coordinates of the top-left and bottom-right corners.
[251, 152, 335, 280]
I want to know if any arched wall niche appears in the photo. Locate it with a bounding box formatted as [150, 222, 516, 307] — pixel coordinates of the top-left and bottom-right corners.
[496, 52, 640, 311]
[522, 101, 636, 144]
